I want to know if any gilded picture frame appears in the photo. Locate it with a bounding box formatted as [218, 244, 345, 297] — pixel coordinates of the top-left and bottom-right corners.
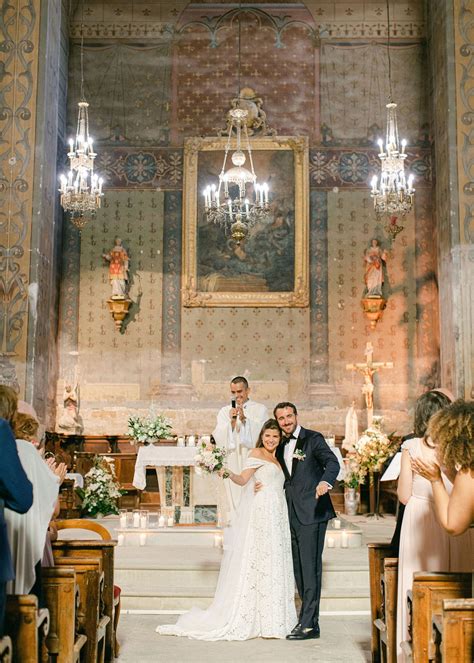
[182, 135, 309, 307]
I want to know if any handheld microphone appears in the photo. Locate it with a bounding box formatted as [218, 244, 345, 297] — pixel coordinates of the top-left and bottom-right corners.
[231, 399, 237, 418]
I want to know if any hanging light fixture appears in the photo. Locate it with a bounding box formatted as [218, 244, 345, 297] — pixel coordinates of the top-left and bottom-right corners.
[203, 7, 270, 244]
[370, 0, 415, 239]
[59, 6, 103, 229]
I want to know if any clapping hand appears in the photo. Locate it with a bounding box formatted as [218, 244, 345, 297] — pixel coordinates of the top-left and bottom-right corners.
[410, 457, 442, 483]
[45, 458, 68, 484]
[254, 481, 263, 493]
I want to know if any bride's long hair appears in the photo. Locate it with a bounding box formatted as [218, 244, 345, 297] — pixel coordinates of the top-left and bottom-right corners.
[256, 419, 282, 448]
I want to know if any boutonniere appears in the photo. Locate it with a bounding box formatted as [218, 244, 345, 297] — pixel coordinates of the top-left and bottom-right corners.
[292, 450, 306, 461]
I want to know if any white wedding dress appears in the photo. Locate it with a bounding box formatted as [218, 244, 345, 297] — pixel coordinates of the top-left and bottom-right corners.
[157, 457, 296, 640]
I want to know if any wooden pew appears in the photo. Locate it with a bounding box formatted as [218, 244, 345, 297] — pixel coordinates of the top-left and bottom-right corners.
[0, 635, 12, 663]
[42, 567, 87, 662]
[54, 520, 118, 660]
[406, 572, 472, 662]
[374, 557, 398, 663]
[432, 598, 474, 662]
[5, 595, 49, 663]
[52, 556, 109, 663]
[368, 542, 396, 662]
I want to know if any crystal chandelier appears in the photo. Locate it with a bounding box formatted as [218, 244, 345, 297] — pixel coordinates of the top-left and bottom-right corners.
[59, 16, 103, 229]
[203, 9, 270, 243]
[370, 1, 415, 240]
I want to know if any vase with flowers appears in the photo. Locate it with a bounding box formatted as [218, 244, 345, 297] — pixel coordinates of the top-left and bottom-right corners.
[127, 413, 173, 445]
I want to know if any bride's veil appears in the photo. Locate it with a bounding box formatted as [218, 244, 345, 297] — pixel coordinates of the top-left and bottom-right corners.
[166, 459, 264, 635]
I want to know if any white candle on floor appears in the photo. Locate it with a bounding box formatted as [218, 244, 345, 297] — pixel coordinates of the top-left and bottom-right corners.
[117, 534, 124, 546]
[158, 515, 165, 528]
[327, 536, 335, 548]
[341, 530, 349, 548]
[167, 517, 174, 527]
[119, 515, 127, 528]
[133, 512, 140, 528]
[333, 518, 341, 529]
[139, 533, 147, 546]
[140, 515, 147, 528]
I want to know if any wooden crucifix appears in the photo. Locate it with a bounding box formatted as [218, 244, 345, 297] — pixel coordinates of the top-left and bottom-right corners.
[346, 342, 394, 427]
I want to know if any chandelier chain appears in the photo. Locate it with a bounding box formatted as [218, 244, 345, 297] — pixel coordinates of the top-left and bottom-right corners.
[386, 0, 393, 103]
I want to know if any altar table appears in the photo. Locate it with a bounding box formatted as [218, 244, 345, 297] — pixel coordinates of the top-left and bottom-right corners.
[132, 445, 206, 508]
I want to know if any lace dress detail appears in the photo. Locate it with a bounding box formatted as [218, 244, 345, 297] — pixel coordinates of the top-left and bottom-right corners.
[157, 458, 296, 640]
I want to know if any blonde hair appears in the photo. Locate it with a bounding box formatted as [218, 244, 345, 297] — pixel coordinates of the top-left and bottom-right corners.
[13, 412, 39, 441]
[0, 385, 18, 424]
[427, 399, 474, 472]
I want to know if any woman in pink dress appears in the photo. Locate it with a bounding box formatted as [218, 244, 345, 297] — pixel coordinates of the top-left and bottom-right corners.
[395, 390, 472, 661]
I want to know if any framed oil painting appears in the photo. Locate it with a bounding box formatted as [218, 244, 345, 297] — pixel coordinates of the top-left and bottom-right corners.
[182, 136, 309, 307]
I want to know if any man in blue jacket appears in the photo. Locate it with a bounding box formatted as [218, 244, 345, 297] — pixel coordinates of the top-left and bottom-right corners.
[274, 402, 339, 641]
[0, 418, 33, 635]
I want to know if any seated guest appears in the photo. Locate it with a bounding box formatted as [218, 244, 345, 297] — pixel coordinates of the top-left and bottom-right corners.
[0, 388, 33, 636]
[395, 389, 471, 661]
[1, 388, 59, 597]
[411, 399, 474, 537]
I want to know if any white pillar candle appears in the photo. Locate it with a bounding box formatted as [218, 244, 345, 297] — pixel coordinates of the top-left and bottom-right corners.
[214, 533, 223, 548]
[119, 515, 127, 528]
[133, 512, 140, 528]
[177, 436, 185, 447]
[139, 533, 147, 546]
[327, 536, 335, 548]
[187, 435, 195, 447]
[341, 530, 349, 548]
[158, 515, 165, 528]
[117, 534, 124, 546]
[167, 516, 174, 527]
[333, 518, 341, 529]
[140, 515, 147, 529]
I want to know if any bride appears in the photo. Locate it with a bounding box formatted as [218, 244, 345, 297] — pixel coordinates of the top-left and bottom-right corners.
[156, 419, 296, 640]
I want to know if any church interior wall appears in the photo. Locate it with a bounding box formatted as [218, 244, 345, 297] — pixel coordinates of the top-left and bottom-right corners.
[49, 0, 443, 436]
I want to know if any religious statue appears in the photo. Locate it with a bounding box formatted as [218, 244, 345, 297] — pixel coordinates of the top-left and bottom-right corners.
[58, 378, 83, 433]
[346, 342, 393, 428]
[102, 237, 129, 299]
[363, 238, 387, 298]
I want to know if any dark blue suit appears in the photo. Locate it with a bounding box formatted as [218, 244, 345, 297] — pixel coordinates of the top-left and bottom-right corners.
[0, 419, 33, 635]
[276, 427, 339, 630]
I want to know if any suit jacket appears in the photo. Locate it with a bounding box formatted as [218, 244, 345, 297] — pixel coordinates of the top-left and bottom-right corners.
[0, 419, 33, 583]
[276, 426, 340, 526]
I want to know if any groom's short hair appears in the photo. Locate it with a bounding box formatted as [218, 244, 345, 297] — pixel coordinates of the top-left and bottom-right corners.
[273, 402, 298, 417]
[231, 376, 249, 389]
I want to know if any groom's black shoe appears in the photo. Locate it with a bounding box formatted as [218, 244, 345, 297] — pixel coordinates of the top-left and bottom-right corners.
[290, 623, 301, 634]
[286, 626, 320, 640]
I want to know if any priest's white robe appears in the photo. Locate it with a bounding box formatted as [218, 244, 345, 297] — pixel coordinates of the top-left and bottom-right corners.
[212, 400, 268, 520]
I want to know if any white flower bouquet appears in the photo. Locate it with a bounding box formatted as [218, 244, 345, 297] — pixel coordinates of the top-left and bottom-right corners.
[127, 413, 173, 445]
[77, 456, 124, 517]
[353, 417, 397, 483]
[194, 439, 229, 477]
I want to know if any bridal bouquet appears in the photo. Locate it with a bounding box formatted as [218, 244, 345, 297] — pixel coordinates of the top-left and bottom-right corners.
[194, 439, 229, 477]
[127, 413, 173, 445]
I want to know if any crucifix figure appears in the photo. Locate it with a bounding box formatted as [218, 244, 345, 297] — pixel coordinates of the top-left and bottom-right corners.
[346, 342, 393, 427]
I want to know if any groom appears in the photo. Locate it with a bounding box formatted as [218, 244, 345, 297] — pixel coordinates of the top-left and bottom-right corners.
[274, 402, 340, 640]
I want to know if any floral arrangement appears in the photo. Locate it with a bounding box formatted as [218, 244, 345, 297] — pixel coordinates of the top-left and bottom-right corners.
[353, 417, 397, 484]
[292, 450, 306, 461]
[194, 439, 229, 477]
[76, 456, 124, 517]
[127, 413, 173, 445]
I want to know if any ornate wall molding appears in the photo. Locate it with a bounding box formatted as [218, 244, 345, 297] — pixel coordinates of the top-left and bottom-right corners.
[455, 0, 474, 244]
[0, 0, 41, 387]
[95, 146, 431, 190]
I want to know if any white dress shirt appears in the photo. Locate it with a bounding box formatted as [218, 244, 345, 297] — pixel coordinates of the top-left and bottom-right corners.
[283, 425, 301, 474]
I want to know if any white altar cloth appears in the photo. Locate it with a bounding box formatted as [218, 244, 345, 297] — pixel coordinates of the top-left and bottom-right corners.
[132, 445, 198, 490]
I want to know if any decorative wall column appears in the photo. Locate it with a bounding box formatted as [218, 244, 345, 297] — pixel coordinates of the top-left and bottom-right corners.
[0, 0, 68, 425]
[428, 0, 474, 399]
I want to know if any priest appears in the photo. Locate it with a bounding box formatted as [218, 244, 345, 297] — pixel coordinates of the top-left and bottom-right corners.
[213, 376, 268, 517]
